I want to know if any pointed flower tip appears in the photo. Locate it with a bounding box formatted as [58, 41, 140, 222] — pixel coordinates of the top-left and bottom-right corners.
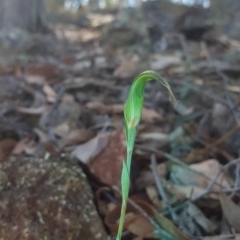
[169, 92, 178, 108]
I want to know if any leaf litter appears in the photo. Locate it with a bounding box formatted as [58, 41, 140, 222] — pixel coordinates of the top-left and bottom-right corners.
[1, 2, 240, 240]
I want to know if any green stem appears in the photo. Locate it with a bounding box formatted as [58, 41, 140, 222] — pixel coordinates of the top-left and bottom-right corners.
[116, 200, 127, 240]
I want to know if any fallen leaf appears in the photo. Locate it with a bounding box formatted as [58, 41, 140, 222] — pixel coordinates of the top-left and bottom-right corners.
[39, 94, 80, 129]
[16, 106, 46, 115]
[86, 101, 110, 114]
[0, 139, 17, 162]
[153, 208, 190, 240]
[26, 63, 60, 82]
[105, 200, 153, 233]
[126, 212, 154, 238]
[141, 108, 164, 124]
[12, 138, 30, 155]
[170, 164, 210, 189]
[87, 102, 163, 124]
[186, 203, 218, 233]
[203, 236, 240, 240]
[212, 103, 229, 135]
[150, 54, 181, 71]
[43, 84, 57, 103]
[220, 193, 240, 233]
[71, 60, 91, 72]
[110, 104, 124, 114]
[52, 123, 70, 139]
[62, 129, 94, 147]
[89, 130, 126, 186]
[135, 171, 155, 190]
[190, 159, 230, 190]
[114, 55, 140, 78]
[139, 132, 168, 142]
[146, 185, 162, 210]
[61, 56, 77, 66]
[25, 75, 46, 85]
[72, 132, 109, 164]
[33, 128, 49, 143]
[170, 159, 230, 198]
[177, 185, 218, 200]
[227, 85, 240, 93]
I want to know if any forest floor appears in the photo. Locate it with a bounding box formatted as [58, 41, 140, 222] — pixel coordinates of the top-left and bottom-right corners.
[1, 4, 240, 240]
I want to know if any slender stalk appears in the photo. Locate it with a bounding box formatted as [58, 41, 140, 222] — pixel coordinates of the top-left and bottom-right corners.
[116, 71, 176, 240]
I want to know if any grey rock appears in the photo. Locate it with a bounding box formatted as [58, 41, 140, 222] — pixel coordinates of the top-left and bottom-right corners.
[0, 155, 107, 240]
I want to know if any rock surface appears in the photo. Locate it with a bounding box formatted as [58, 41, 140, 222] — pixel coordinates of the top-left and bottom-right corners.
[0, 155, 107, 240]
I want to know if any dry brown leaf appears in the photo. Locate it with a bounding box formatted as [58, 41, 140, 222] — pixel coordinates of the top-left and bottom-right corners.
[61, 56, 77, 66]
[26, 64, 60, 81]
[220, 193, 240, 233]
[177, 185, 218, 200]
[150, 54, 181, 71]
[0, 139, 17, 162]
[86, 101, 110, 114]
[135, 171, 155, 190]
[16, 106, 46, 115]
[89, 130, 126, 186]
[133, 236, 143, 240]
[86, 102, 163, 124]
[146, 185, 162, 210]
[190, 159, 230, 190]
[170, 164, 210, 189]
[204, 236, 240, 240]
[113, 55, 140, 78]
[126, 212, 154, 238]
[110, 104, 124, 114]
[71, 60, 91, 72]
[52, 123, 70, 139]
[139, 132, 168, 142]
[33, 128, 49, 143]
[105, 200, 153, 233]
[141, 108, 163, 123]
[25, 75, 46, 85]
[227, 85, 240, 93]
[43, 84, 57, 103]
[62, 129, 94, 147]
[186, 203, 218, 233]
[170, 159, 231, 199]
[72, 132, 109, 164]
[12, 138, 30, 155]
[153, 208, 190, 240]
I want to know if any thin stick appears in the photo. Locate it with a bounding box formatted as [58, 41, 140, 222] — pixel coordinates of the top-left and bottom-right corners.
[151, 154, 178, 222]
[230, 154, 240, 199]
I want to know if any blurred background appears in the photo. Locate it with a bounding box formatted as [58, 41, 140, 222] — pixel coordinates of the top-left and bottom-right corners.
[1, 0, 240, 239]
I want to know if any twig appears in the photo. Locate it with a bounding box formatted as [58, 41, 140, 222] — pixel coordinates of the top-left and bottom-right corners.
[178, 34, 191, 64]
[136, 145, 222, 188]
[230, 153, 240, 199]
[191, 157, 240, 202]
[151, 154, 178, 222]
[138, 146, 240, 215]
[195, 110, 210, 141]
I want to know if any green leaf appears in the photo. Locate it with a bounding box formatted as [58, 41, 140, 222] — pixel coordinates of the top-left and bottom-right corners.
[124, 70, 177, 129]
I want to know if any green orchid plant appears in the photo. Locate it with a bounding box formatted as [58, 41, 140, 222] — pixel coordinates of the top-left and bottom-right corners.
[117, 70, 177, 240]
